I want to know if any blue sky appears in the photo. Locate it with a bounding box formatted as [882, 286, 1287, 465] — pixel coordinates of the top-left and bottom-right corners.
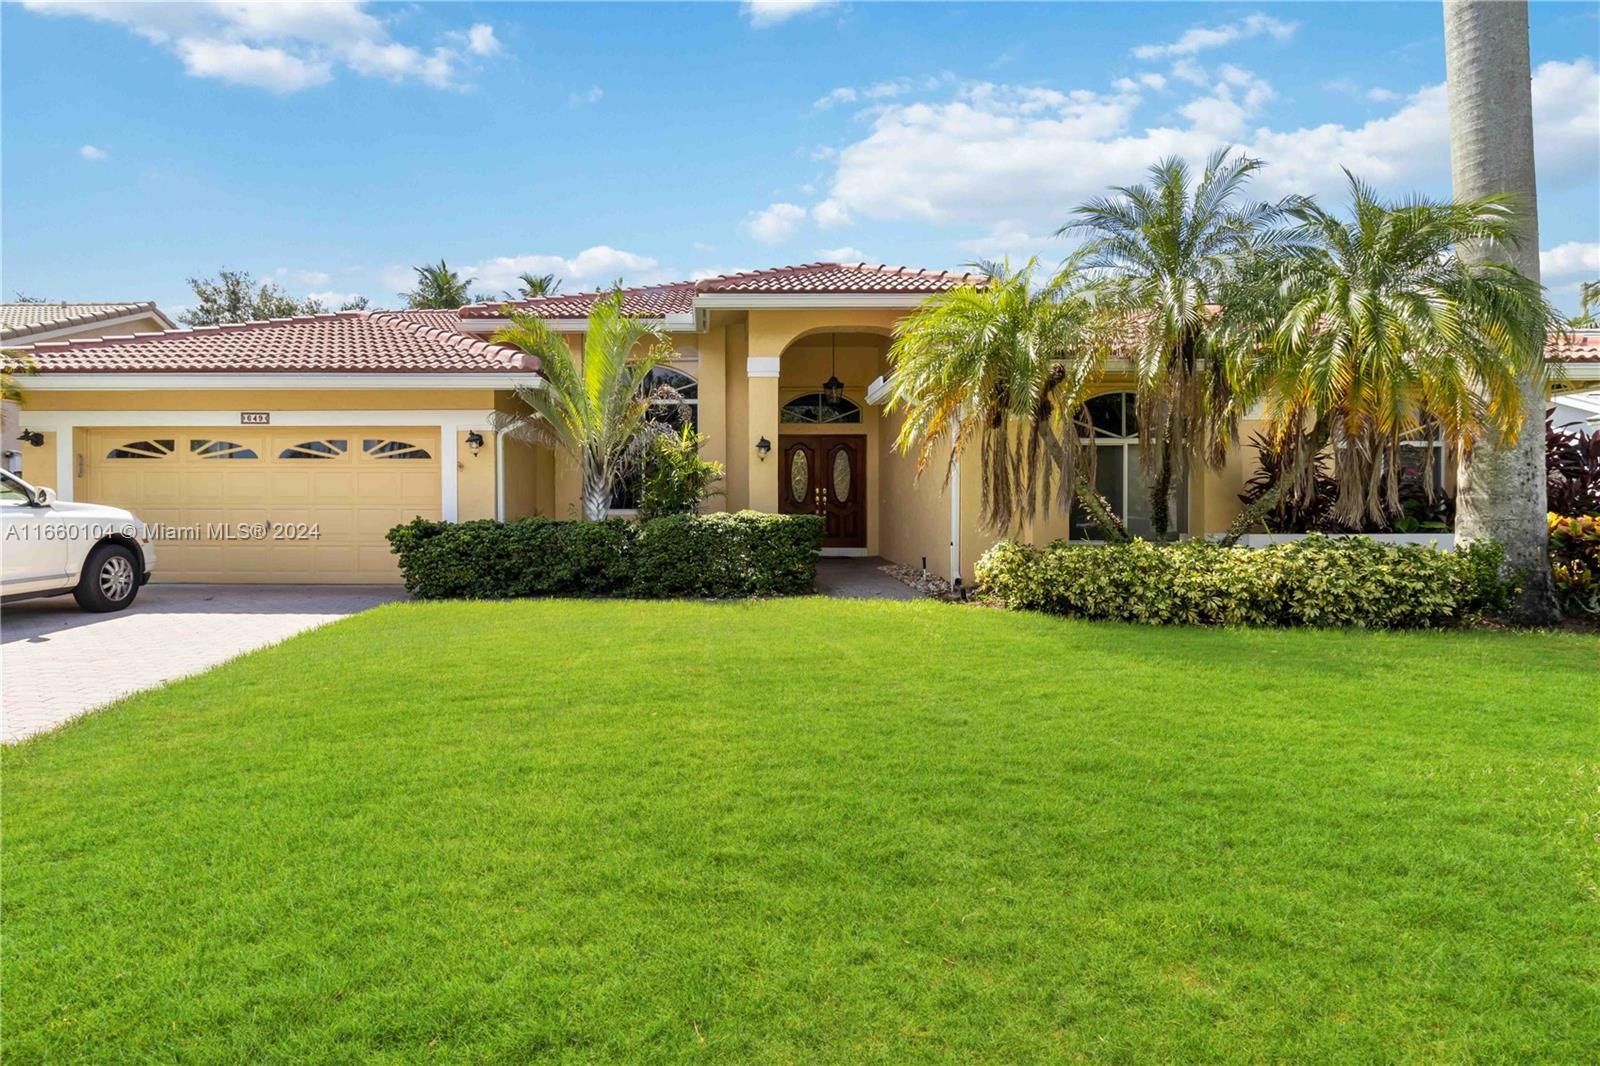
[3, 1, 1597, 315]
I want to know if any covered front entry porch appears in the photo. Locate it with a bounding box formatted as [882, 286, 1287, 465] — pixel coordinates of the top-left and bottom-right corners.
[740, 325, 959, 574]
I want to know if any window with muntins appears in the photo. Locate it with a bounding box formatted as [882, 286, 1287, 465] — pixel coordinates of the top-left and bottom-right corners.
[190, 439, 258, 459]
[781, 392, 862, 424]
[363, 439, 432, 460]
[1068, 392, 1186, 540]
[611, 368, 699, 510]
[107, 439, 175, 459]
[280, 439, 349, 460]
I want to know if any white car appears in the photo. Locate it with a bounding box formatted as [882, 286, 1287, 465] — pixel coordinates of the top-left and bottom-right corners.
[1, 469, 155, 611]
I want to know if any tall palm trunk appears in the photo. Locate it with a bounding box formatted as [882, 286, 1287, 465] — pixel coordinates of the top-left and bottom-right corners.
[1443, 0, 1560, 624]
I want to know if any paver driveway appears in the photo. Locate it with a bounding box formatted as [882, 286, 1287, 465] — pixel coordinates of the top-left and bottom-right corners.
[1, 585, 403, 743]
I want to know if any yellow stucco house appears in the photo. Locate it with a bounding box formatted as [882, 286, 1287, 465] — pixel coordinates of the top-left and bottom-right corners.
[8, 264, 1599, 585]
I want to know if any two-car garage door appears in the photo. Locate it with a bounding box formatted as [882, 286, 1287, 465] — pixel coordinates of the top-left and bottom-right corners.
[82, 427, 441, 583]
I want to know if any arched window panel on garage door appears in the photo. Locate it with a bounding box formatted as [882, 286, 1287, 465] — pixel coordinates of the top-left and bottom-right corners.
[190, 439, 258, 459]
[279, 439, 349, 460]
[363, 438, 432, 460]
[106, 439, 175, 459]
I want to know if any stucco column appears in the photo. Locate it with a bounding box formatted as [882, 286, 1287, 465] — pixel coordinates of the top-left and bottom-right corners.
[746, 355, 781, 513]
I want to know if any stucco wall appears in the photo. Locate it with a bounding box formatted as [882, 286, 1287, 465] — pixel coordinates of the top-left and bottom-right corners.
[878, 405, 954, 578]
[456, 430, 497, 520]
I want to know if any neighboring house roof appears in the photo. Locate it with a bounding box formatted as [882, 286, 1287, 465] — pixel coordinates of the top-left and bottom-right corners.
[458, 281, 697, 321]
[0, 301, 176, 343]
[8, 311, 534, 374]
[696, 262, 989, 294]
[1551, 388, 1600, 428]
[459, 262, 989, 320]
[1550, 328, 1600, 363]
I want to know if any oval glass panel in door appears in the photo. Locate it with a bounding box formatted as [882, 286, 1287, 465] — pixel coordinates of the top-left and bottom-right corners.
[789, 448, 809, 504]
[831, 447, 851, 503]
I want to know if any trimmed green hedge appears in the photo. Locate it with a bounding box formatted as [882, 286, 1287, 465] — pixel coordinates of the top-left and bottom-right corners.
[975, 535, 1511, 629]
[387, 512, 823, 600]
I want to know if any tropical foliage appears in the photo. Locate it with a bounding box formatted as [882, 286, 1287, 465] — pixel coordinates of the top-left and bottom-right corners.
[504, 272, 562, 301]
[179, 269, 349, 326]
[636, 424, 724, 521]
[403, 260, 491, 309]
[1221, 174, 1557, 535]
[1547, 513, 1600, 615]
[1065, 148, 1299, 535]
[976, 535, 1511, 629]
[489, 291, 675, 519]
[1546, 420, 1600, 516]
[885, 256, 1119, 534]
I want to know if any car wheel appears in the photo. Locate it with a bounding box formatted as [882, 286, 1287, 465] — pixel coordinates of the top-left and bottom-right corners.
[73, 543, 141, 612]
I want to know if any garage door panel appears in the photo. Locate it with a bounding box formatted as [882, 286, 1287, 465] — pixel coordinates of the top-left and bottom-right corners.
[85, 426, 441, 583]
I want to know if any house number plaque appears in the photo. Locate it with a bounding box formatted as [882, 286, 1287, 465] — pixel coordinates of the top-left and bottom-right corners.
[240, 412, 271, 425]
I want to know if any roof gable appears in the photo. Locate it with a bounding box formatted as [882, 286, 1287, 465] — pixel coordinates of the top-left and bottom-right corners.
[1, 301, 176, 342]
[9, 310, 534, 375]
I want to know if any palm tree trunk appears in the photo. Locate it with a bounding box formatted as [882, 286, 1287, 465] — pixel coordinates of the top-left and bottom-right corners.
[1073, 476, 1131, 543]
[1444, 0, 1560, 624]
[1218, 481, 1286, 548]
[1149, 448, 1173, 538]
[581, 462, 611, 521]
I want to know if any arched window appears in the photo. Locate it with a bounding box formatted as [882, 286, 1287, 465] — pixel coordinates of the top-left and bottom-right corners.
[190, 439, 258, 460]
[781, 392, 862, 424]
[106, 439, 175, 460]
[1068, 392, 1186, 540]
[611, 367, 699, 509]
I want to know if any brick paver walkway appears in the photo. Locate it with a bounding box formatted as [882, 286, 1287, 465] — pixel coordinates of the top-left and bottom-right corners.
[2, 585, 403, 743]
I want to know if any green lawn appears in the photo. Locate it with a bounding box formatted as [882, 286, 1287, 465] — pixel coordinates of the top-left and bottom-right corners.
[4, 600, 1597, 1063]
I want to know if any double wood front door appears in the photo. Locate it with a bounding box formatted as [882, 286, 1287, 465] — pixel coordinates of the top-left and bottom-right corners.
[778, 435, 866, 548]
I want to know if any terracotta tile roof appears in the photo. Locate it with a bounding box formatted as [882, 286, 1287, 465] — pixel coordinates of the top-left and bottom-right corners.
[695, 262, 989, 294]
[7, 311, 536, 374]
[1, 300, 175, 342]
[460, 263, 986, 320]
[459, 283, 696, 320]
[1549, 329, 1600, 363]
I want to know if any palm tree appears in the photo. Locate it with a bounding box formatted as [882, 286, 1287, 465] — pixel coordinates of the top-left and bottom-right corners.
[489, 291, 675, 520]
[404, 260, 488, 310]
[504, 272, 562, 301]
[1444, 0, 1560, 624]
[1568, 281, 1599, 328]
[886, 257, 1126, 537]
[1218, 174, 1556, 543]
[1064, 148, 1297, 537]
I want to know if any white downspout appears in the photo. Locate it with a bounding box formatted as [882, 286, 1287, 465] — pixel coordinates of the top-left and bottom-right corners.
[949, 417, 961, 587]
[494, 428, 506, 521]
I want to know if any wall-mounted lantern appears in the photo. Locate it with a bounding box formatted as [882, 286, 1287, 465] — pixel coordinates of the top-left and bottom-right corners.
[19, 430, 44, 447]
[464, 430, 485, 455]
[755, 436, 772, 461]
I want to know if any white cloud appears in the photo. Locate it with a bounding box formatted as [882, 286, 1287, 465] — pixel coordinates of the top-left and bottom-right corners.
[742, 1, 838, 29]
[957, 222, 1060, 259]
[465, 24, 499, 57]
[175, 39, 332, 92]
[1169, 58, 1208, 86]
[1542, 242, 1600, 300]
[21, 1, 497, 93]
[274, 267, 332, 287]
[1367, 87, 1399, 103]
[78, 144, 108, 161]
[1133, 13, 1297, 60]
[813, 86, 857, 110]
[743, 202, 807, 243]
[809, 58, 1599, 251]
[306, 290, 363, 307]
[568, 86, 604, 106]
[819, 246, 867, 261]
[462, 247, 673, 294]
[812, 199, 851, 227]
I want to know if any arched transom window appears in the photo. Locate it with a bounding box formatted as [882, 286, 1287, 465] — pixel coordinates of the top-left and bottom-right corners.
[781, 393, 861, 424]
